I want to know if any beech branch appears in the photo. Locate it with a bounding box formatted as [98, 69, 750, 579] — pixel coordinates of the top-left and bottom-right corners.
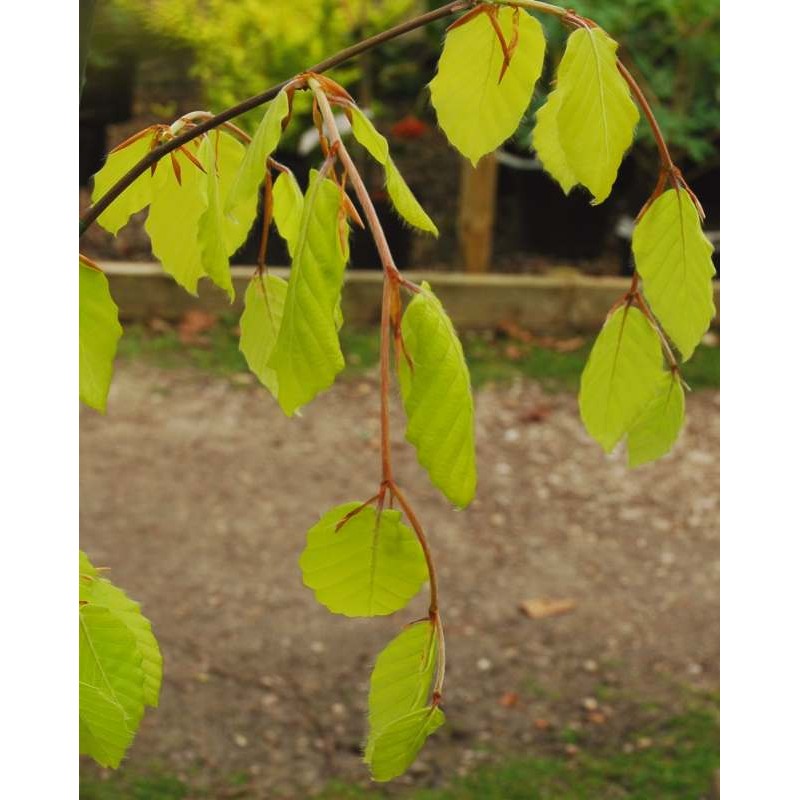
[79, 0, 474, 237]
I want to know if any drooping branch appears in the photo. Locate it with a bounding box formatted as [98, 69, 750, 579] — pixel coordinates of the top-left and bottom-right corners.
[311, 75, 446, 698]
[389, 480, 446, 698]
[79, 0, 474, 237]
[309, 77, 401, 486]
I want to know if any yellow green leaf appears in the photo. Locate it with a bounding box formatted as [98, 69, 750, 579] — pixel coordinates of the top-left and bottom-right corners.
[197, 135, 235, 299]
[348, 106, 438, 236]
[268, 170, 349, 416]
[532, 86, 578, 194]
[79, 605, 144, 767]
[579, 306, 664, 453]
[385, 157, 438, 236]
[429, 7, 546, 166]
[239, 274, 287, 397]
[216, 130, 260, 257]
[632, 188, 716, 360]
[627, 371, 685, 467]
[367, 621, 437, 742]
[398, 282, 476, 508]
[365, 706, 445, 782]
[298, 503, 428, 618]
[272, 170, 305, 256]
[349, 105, 389, 163]
[145, 144, 208, 294]
[541, 27, 639, 204]
[91, 130, 155, 235]
[79, 681, 135, 769]
[79, 261, 123, 413]
[225, 89, 289, 215]
[80, 551, 162, 709]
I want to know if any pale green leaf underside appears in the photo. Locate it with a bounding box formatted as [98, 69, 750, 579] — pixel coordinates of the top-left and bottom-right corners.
[365, 706, 445, 782]
[348, 106, 438, 236]
[398, 282, 476, 508]
[429, 7, 546, 166]
[272, 170, 305, 256]
[627, 372, 685, 467]
[368, 621, 437, 740]
[633, 188, 716, 360]
[226, 89, 289, 215]
[91, 132, 153, 235]
[79, 262, 123, 413]
[532, 85, 578, 194]
[79, 605, 144, 767]
[579, 306, 664, 453]
[543, 27, 639, 204]
[145, 144, 208, 294]
[240, 274, 288, 397]
[298, 503, 428, 617]
[268, 170, 349, 416]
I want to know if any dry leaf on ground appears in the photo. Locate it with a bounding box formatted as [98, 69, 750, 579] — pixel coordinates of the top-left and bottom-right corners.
[518, 597, 577, 619]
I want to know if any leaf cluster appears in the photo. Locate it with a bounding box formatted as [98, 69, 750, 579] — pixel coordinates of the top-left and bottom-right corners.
[79, 552, 162, 768]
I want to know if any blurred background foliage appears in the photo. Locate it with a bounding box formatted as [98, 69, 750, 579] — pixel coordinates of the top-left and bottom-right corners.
[88, 0, 421, 132]
[87, 0, 718, 166]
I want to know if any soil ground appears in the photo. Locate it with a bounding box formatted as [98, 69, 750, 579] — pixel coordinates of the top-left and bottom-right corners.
[80, 360, 719, 799]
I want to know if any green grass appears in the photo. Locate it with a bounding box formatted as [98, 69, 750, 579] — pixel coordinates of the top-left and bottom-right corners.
[117, 318, 720, 392]
[79, 773, 189, 800]
[316, 704, 719, 800]
[79, 701, 718, 800]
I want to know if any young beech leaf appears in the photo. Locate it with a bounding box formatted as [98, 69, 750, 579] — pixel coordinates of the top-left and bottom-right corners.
[145, 143, 208, 294]
[398, 282, 476, 508]
[79, 605, 145, 768]
[91, 130, 154, 235]
[385, 157, 438, 237]
[225, 89, 290, 215]
[79, 681, 136, 769]
[272, 171, 305, 256]
[579, 306, 664, 453]
[193, 132, 259, 299]
[365, 706, 445, 782]
[216, 131, 259, 253]
[79, 552, 163, 767]
[540, 27, 639, 205]
[197, 135, 235, 299]
[80, 551, 163, 709]
[429, 7, 546, 166]
[79, 550, 99, 581]
[532, 86, 578, 195]
[239, 274, 288, 397]
[632, 188, 716, 360]
[367, 621, 438, 743]
[348, 106, 438, 236]
[627, 371, 686, 468]
[298, 503, 428, 617]
[268, 170, 350, 416]
[350, 105, 390, 163]
[79, 261, 123, 413]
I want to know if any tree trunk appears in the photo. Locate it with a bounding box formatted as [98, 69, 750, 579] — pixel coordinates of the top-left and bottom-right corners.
[457, 153, 498, 273]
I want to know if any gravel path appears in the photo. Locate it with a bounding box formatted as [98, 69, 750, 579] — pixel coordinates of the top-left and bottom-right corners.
[80, 363, 719, 797]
